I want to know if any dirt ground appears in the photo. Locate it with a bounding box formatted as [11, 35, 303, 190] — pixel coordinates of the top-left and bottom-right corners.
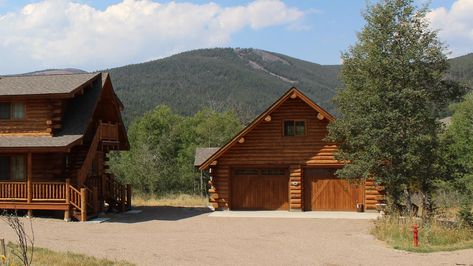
[1, 207, 472, 266]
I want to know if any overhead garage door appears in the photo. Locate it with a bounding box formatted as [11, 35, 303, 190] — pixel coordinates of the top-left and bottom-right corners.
[304, 168, 363, 211]
[231, 168, 289, 210]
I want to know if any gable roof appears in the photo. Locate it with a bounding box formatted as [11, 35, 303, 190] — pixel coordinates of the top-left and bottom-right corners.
[0, 73, 99, 97]
[198, 87, 335, 170]
[194, 147, 220, 167]
[0, 73, 120, 151]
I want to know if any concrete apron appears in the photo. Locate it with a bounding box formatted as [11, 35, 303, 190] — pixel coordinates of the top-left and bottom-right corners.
[208, 210, 380, 220]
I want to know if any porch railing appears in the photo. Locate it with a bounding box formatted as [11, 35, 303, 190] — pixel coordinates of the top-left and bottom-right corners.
[0, 182, 27, 201]
[32, 182, 66, 201]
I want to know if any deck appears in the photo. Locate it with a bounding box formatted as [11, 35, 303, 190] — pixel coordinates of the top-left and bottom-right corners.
[0, 177, 131, 221]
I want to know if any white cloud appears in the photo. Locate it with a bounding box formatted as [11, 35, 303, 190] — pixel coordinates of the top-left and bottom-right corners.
[427, 0, 473, 57]
[0, 0, 304, 74]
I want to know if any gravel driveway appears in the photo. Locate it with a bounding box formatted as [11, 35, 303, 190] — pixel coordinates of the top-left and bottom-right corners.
[1, 207, 472, 266]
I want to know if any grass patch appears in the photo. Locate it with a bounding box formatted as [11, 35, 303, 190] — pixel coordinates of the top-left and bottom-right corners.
[372, 215, 473, 252]
[3, 243, 133, 266]
[132, 193, 208, 207]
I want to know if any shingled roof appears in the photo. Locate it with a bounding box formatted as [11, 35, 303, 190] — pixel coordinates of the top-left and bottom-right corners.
[0, 73, 99, 96]
[0, 73, 104, 150]
[194, 147, 220, 167]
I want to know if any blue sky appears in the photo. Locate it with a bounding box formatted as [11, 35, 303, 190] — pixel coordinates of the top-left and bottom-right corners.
[0, 0, 469, 74]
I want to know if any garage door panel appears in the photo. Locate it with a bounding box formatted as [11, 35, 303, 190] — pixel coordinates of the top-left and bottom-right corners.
[305, 169, 363, 211]
[231, 169, 289, 210]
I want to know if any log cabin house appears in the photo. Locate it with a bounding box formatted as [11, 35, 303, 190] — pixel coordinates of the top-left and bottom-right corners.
[196, 87, 383, 212]
[0, 73, 130, 221]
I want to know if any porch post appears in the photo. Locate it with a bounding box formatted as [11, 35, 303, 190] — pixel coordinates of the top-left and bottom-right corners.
[80, 188, 87, 222]
[64, 179, 71, 222]
[27, 153, 33, 217]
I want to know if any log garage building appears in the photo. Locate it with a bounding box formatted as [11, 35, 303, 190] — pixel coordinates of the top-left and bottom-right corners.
[196, 87, 383, 212]
[0, 73, 130, 221]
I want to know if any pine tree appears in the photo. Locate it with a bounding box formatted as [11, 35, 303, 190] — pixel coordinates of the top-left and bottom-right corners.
[327, 0, 462, 214]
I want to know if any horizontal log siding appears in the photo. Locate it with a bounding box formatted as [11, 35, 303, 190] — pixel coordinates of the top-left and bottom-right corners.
[218, 98, 338, 166]
[365, 179, 384, 210]
[32, 153, 66, 181]
[210, 97, 383, 211]
[209, 165, 230, 210]
[289, 165, 302, 210]
[0, 100, 62, 135]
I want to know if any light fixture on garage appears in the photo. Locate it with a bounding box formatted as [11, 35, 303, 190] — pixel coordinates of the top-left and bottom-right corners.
[317, 113, 324, 120]
[264, 115, 271, 122]
[238, 137, 245, 143]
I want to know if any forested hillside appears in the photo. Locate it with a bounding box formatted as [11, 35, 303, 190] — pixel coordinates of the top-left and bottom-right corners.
[448, 53, 473, 85]
[15, 48, 471, 124]
[105, 48, 473, 124]
[105, 48, 341, 124]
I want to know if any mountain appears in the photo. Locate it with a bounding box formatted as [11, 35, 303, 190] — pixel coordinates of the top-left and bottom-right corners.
[13, 48, 472, 125]
[24, 68, 87, 75]
[447, 53, 473, 85]
[105, 48, 341, 124]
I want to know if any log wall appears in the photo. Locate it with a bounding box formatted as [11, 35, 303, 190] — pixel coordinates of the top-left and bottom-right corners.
[0, 100, 64, 135]
[32, 153, 66, 181]
[208, 97, 383, 211]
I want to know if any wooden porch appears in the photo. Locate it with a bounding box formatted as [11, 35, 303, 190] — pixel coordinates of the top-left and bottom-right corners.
[0, 178, 131, 221]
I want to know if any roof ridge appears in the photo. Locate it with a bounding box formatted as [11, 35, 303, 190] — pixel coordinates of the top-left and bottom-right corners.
[198, 87, 335, 170]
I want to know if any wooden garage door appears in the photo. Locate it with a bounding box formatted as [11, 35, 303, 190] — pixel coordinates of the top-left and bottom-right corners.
[304, 168, 363, 211]
[231, 168, 289, 210]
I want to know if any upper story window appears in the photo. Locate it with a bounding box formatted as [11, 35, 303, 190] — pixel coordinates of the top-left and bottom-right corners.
[284, 120, 305, 136]
[0, 103, 25, 120]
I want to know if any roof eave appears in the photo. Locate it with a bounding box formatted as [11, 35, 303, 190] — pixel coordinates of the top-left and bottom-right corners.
[198, 87, 336, 170]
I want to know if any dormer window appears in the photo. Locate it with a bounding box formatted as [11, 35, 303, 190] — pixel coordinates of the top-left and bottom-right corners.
[284, 120, 306, 136]
[0, 103, 25, 120]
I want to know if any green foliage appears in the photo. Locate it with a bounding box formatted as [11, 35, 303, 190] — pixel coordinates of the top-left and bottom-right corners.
[102, 47, 471, 125]
[441, 93, 473, 197]
[373, 215, 473, 252]
[458, 204, 473, 228]
[104, 48, 341, 124]
[109, 105, 242, 195]
[327, 0, 462, 210]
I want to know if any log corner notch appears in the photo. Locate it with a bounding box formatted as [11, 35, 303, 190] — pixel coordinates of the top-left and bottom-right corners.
[238, 137, 245, 144]
[264, 115, 272, 122]
[317, 113, 324, 120]
[290, 92, 298, 99]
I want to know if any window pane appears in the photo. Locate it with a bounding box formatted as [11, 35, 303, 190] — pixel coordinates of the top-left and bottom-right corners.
[234, 169, 259, 175]
[11, 156, 26, 180]
[11, 156, 25, 180]
[295, 121, 305, 136]
[11, 103, 24, 119]
[0, 156, 10, 180]
[261, 168, 286, 176]
[0, 103, 10, 119]
[284, 121, 294, 136]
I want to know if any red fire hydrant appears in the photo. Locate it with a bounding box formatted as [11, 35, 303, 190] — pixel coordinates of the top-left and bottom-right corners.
[412, 224, 419, 247]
